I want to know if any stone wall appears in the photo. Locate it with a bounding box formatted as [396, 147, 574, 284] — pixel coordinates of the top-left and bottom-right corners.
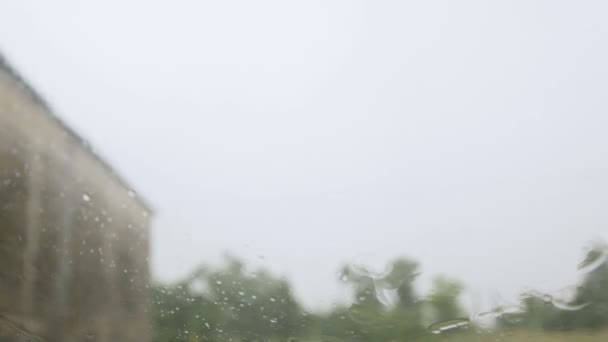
[0, 56, 151, 342]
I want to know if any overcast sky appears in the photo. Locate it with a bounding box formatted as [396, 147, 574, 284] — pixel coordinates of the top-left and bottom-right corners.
[1, 0, 608, 311]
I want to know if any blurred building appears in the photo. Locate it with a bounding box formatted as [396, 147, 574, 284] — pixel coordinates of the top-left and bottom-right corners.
[0, 53, 152, 342]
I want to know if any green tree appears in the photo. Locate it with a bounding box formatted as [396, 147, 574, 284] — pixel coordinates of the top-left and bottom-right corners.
[427, 276, 464, 322]
[152, 255, 306, 341]
[337, 258, 429, 341]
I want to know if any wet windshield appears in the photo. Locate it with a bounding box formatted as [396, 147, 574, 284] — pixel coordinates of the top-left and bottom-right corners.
[1, 1, 608, 342]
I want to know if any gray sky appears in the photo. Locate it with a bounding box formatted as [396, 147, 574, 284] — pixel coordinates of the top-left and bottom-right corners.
[1, 0, 608, 311]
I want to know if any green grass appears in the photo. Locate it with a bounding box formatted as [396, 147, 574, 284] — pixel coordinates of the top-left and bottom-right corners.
[440, 330, 608, 342]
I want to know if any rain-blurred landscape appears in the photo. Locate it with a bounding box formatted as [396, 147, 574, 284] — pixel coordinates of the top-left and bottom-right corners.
[3, 1, 608, 341]
[148, 244, 608, 341]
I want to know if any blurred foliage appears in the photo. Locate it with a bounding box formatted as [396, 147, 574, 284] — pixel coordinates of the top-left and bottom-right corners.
[152, 244, 608, 341]
[152, 256, 441, 341]
[152, 254, 307, 341]
[427, 276, 464, 323]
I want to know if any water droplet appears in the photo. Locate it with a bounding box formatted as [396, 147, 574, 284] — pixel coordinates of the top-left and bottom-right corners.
[374, 284, 399, 308]
[127, 190, 136, 198]
[82, 194, 90, 202]
[552, 300, 589, 311]
[428, 319, 470, 335]
[578, 247, 608, 273]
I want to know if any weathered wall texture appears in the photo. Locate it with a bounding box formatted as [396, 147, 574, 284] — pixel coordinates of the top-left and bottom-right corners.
[0, 56, 151, 342]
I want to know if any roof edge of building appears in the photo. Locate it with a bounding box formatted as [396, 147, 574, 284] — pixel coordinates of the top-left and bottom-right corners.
[0, 52, 154, 214]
